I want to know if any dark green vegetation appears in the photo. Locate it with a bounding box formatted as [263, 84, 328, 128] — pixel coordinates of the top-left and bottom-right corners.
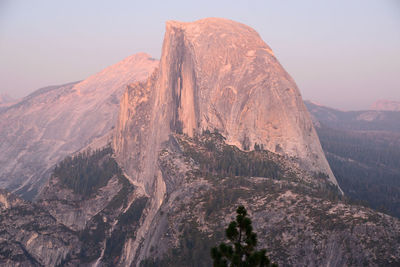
[305, 101, 400, 218]
[54, 146, 121, 197]
[181, 131, 284, 180]
[141, 220, 220, 267]
[2, 129, 400, 266]
[140, 132, 400, 266]
[178, 131, 341, 199]
[142, 133, 369, 266]
[211, 206, 277, 267]
[66, 149, 148, 265]
[45, 146, 148, 265]
[317, 126, 400, 217]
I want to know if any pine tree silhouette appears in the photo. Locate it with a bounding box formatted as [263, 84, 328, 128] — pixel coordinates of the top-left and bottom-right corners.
[211, 206, 277, 267]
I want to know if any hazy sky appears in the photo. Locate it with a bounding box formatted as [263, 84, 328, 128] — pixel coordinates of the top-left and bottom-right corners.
[1, 0, 399, 110]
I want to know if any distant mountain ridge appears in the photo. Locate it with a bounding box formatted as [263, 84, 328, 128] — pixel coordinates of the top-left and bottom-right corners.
[305, 100, 400, 132]
[370, 99, 400, 111]
[305, 100, 400, 217]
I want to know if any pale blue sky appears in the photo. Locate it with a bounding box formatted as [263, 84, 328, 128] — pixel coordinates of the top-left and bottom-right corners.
[1, 0, 399, 110]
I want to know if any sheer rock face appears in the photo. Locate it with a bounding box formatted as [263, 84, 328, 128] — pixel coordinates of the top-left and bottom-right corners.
[114, 18, 339, 191]
[0, 53, 158, 198]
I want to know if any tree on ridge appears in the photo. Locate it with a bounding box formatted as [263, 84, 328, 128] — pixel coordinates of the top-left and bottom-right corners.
[211, 205, 277, 267]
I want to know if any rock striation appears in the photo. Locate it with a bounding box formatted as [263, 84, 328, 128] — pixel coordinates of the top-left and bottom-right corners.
[0, 189, 81, 266]
[111, 18, 344, 265]
[1, 133, 400, 266]
[1, 18, 400, 266]
[137, 133, 400, 266]
[0, 53, 158, 199]
[114, 18, 340, 195]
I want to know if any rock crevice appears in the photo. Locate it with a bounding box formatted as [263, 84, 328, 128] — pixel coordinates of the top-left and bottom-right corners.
[114, 18, 340, 192]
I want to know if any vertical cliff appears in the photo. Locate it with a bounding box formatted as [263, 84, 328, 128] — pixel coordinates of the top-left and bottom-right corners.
[112, 18, 341, 265]
[114, 18, 339, 193]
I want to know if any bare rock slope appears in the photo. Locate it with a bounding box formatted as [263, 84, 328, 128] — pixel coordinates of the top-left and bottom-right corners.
[138, 133, 400, 266]
[112, 18, 344, 266]
[2, 133, 399, 266]
[0, 189, 82, 266]
[114, 18, 339, 197]
[0, 53, 158, 198]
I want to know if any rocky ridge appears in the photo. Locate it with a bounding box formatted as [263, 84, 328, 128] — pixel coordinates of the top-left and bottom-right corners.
[114, 18, 338, 192]
[2, 132, 399, 266]
[112, 18, 347, 265]
[138, 132, 400, 266]
[0, 53, 158, 199]
[370, 99, 400, 111]
[0, 189, 81, 266]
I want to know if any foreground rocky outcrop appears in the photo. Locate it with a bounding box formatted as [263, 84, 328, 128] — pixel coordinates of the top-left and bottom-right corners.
[0, 189, 81, 266]
[2, 133, 399, 266]
[138, 133, 400, 266]
[0, 147, 149, 266]
[0, 53, 158, 199]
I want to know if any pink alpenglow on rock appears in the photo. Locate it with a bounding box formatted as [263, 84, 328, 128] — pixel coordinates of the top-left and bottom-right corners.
[0, 53, 158, 197]
[113, 18, 341, 197]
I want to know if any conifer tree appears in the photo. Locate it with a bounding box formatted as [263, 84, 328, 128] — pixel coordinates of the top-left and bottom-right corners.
[211, 206, 277, 267]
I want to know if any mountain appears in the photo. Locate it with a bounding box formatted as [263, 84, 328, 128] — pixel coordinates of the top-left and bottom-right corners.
[2, 133, 400, 266]
[370, 99, 400, 111]
[114, 18, 339, 194]
[125, 133, 400, 266]
[1, 18, 400, 266]
[305, 100, 400, 217]
[305, 100, 400, 132]
[0, 53, 158, 199]
[112, 18, 344, 263]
